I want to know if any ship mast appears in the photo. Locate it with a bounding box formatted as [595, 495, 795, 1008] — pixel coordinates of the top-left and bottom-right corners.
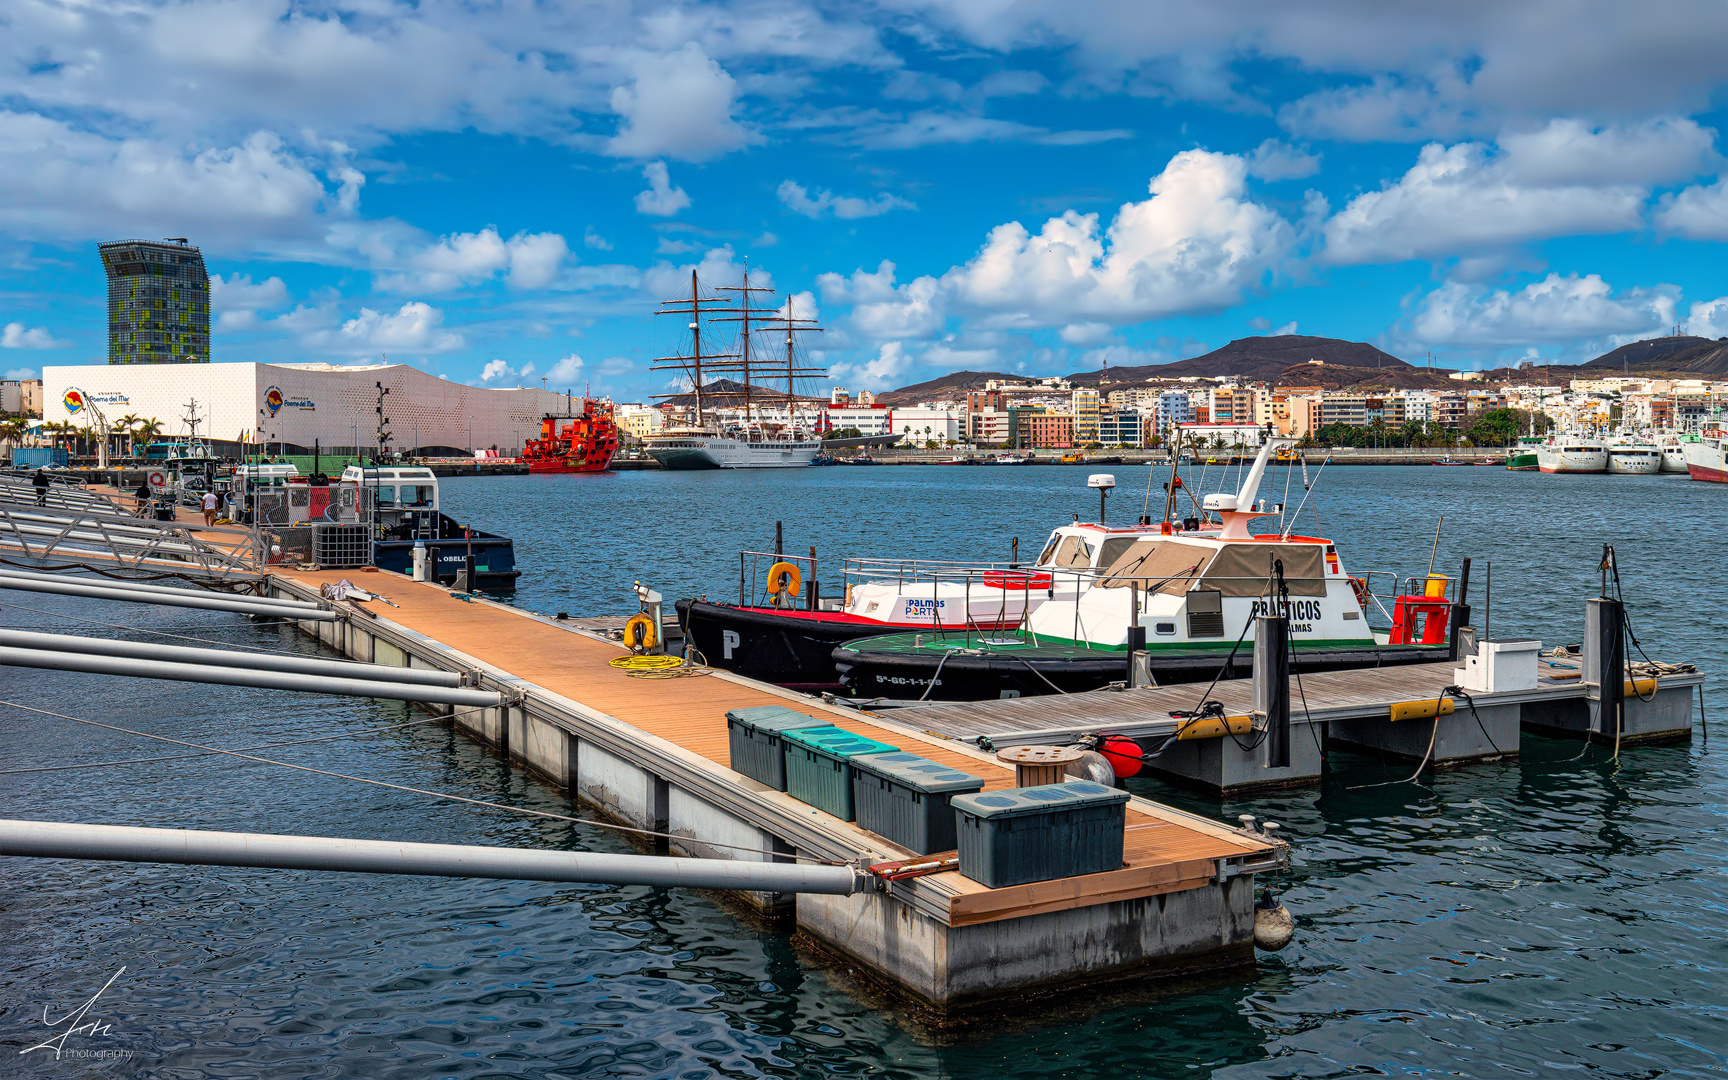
[651, 270, 735, 429]
[756, 294, 823, 431]
[712, 265, 778, 426]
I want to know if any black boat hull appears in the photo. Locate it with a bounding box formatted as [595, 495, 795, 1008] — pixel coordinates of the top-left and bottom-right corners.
[677, 599, 908, 690]
[832, 640, 1446, 702]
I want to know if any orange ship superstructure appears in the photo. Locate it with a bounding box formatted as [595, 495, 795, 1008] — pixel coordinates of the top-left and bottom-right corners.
[522, 400, 621, 474]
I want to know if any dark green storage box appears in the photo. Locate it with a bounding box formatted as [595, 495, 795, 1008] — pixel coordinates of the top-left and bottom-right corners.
[783, 728, 898, 820]
[951, 781, 1131, 888]
[725, 707, 832, 791]
[851, 752, 984, 855]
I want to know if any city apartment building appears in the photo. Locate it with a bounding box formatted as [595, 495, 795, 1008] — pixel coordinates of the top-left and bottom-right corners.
[99, 238, 210, 364]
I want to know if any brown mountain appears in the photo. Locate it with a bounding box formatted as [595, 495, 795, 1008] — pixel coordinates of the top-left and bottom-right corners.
[1582, 335, 1728, 376]
[871, 369, 1021, 406]
[1072, 335, 1420, 385]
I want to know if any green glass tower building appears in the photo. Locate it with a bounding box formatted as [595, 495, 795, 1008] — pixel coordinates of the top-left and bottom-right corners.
[98, 238, 210, 364]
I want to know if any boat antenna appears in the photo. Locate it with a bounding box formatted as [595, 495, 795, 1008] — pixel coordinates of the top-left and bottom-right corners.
[1425, 514, 1444, 580]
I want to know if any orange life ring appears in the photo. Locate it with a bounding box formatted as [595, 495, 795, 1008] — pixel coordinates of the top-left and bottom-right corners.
[766, 561, 801, 598]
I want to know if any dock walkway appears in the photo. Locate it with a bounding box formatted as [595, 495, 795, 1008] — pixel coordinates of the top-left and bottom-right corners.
[267, 568, 1272, 1003]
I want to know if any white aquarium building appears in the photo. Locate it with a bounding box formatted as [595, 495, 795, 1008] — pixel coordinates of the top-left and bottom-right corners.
[42, 361, 572, 457]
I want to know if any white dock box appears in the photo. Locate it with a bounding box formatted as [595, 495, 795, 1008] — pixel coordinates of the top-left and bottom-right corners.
[1454, 639, 1542, 693]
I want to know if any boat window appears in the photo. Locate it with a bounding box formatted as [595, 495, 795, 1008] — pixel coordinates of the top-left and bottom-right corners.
[1050, 535, 1093, 568]
[373, 485, 397, 506]
[1096, 539, 1211, 591]
[402, 485, 435, 506]
[1035, 534, 1061, 565]
[1097, 537, 1140, 567]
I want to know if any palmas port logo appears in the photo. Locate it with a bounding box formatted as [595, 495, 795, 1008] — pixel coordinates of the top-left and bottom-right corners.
[265, 387, 285, 416]
[62, 389, 85, 414]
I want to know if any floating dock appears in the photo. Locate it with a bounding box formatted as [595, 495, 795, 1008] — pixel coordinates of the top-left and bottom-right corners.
[264, 569, 1278, 1009]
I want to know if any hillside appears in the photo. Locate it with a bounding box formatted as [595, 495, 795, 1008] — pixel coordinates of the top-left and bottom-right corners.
[1072, 335, 1420, 386]
[870, 369, 1020, 406]
[1582, 335, 1728, 377]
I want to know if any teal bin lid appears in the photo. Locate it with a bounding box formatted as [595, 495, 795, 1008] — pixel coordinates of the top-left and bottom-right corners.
[852, 752, 984, 795]
[725, 706, 833, 736]
[951, 781, 1129, 820]
[783, 726, 898, 759]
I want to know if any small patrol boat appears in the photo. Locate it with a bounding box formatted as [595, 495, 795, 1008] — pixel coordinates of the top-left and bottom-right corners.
[832, 440, 1458, 701]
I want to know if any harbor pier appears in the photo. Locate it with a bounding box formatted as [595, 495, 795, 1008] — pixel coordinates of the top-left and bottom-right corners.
[265, 569, 1278, 1009]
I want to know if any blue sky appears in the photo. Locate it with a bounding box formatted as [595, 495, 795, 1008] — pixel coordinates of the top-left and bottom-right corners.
[5, 1, 1728, 400]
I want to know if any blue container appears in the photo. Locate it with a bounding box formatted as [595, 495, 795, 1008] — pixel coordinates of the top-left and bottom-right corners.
[851, 752, 984, 855]
[725, 707, 831, 791]
[10, 447, 68, 468]
[951, 782, 1131, 888]
[782, 727, 898, 821]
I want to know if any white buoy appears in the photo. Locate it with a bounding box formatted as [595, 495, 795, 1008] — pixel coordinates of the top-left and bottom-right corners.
[1253, 889, 1295, 951]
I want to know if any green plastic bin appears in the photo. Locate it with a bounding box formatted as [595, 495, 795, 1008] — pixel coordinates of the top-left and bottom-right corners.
[782, 727, 898, 820]
[851, 752, 984, 855]
[951, 781, 1130, 888]
[725, 707, 832, 791]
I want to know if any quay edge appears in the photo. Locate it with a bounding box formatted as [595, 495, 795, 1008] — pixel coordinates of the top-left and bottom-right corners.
[263, 570, 1277, 1012]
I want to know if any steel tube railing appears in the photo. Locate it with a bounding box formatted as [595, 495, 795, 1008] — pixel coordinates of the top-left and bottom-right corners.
[0, 629, 463, 688]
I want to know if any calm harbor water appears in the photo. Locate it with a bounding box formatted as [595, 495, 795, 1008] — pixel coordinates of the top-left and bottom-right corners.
[2, 465, 1725, 1078]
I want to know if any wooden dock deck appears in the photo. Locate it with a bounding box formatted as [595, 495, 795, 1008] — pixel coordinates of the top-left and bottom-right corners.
[270, 568, 1272, 933]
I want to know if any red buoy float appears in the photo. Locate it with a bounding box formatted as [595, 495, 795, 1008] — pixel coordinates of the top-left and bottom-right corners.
[1096, 735, 1144, 778]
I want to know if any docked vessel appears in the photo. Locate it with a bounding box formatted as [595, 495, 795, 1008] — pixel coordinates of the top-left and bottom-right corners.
[1537, 437, 1607, 473]
[338, 465, 520, 588]
[1505, 436, 1542, 471]
[521, 402, 620, 473]
[1659, 432, 1694, 473]
[1684, 432, 1728, 482]
[832, 441, 1455, 701]
[643, 269, 829, 470]
[1606, 436, 1662, 474]
[677, 535, 1133, 690]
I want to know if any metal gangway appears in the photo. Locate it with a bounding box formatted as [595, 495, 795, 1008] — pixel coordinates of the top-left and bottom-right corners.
[0, 474, 260, 578]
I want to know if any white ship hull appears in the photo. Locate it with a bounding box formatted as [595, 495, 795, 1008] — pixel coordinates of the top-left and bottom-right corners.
[1661, 445, 1690, 472]
[1684, 439, 1728, 482]
[1537, 444, 1607, 473]
[1607, 446, 1662, 474]
[647, 435, 822, 470]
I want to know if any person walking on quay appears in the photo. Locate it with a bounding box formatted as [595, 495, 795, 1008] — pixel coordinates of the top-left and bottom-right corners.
[202, 489, 219, 526]
[134, 478, 153, 517]
[32, 468, 49, 507]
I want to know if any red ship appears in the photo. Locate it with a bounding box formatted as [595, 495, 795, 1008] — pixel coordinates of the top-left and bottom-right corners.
[522, 400, 621, 473]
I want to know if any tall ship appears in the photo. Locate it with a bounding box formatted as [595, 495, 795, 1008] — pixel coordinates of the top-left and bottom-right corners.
[521, 399, 620, 473]
[1605, 434, 1662, 474]
[1537, 435, 1607, 474]
[643, 269, 828, 470]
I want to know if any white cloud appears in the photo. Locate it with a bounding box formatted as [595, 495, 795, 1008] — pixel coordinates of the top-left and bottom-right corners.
[1407, 274, 1676, 348]
[5, 366, 38, 379]
[1657, 177, 1728, 239]
[606, 44, 759, 162]
[846, 110, 1129, 150]
[825, 150, 1291, 338]
[380, 227, 569, 292]
[0, 114, 345, 243]
[1246, 139, 1320, 181]
[1059, 322, 1113, 344]
[777, 180, 914, 219]
[755, 231, 779, 247]
[545, 353, 585, 383]
[1323, 136, 1648, 265]
[1496, 118, 1718, 185]
[1, 322, 69, 349]
[635, 161, 692, 217]
[1685, 297, 1728, 338]
[643, 246, 769, 304]
[210, 274, 289, 330]
[308, 301, 463, 355]
[584, 227, 613, 251]
[828, 341, 918, 391]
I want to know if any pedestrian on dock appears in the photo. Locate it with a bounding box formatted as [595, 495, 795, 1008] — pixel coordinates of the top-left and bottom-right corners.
[133, 478, 152, 517]
[32, 468, 49, 506]
[201, 489, 219, 526]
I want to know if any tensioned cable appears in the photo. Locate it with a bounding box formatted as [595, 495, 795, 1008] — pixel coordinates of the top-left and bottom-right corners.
[0, 708, 469, 775]
[0, 600, 300, 653]
[0, 698, 847, 865]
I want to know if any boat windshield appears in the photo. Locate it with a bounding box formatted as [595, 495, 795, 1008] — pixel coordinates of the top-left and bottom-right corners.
[1096, 539, 1211, 592]
[1047, 534, 1094, 568]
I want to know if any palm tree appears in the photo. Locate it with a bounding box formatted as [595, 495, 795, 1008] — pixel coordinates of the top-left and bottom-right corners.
[113, 413, 141, 456]
[0, 417, 27, 453]
[131, 418, 163, 455]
